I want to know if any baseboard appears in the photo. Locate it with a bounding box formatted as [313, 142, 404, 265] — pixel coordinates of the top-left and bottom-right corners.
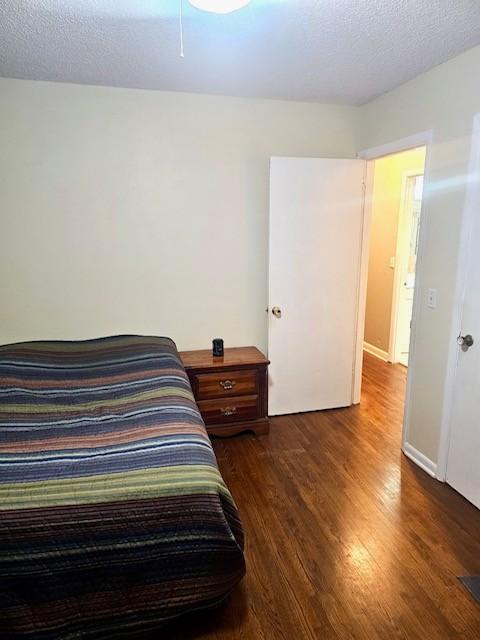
[403, 442, 437, 478]
[363, 341, 389, 362]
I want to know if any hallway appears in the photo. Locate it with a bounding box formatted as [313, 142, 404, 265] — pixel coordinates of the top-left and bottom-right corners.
[173, 353, 480, 639]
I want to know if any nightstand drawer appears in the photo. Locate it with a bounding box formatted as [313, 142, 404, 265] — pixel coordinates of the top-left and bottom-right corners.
[197, 395, 259, 425]
[193, 369, 257, 400]
[180, 347, 269, 437]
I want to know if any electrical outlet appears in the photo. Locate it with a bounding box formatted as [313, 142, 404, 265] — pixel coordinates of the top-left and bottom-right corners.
[427, 288, 437, 309]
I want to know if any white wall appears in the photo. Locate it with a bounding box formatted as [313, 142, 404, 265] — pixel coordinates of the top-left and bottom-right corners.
[359, 45, 480, 464]
[0, 78, 358, 351]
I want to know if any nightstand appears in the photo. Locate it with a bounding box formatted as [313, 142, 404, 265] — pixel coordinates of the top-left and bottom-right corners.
[180, 346, 269, 437]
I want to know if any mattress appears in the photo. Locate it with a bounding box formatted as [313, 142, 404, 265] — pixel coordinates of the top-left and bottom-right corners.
[0, 335, 245, 639]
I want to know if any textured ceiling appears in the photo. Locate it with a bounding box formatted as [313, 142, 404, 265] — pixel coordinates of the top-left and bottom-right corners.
[1, 0, 480, 105]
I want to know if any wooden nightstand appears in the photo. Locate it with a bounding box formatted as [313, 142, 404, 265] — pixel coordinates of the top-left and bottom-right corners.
[180, 347, 269, 437]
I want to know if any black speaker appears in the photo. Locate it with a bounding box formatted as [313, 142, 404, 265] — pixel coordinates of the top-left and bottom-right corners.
[212, 338, 224, 357]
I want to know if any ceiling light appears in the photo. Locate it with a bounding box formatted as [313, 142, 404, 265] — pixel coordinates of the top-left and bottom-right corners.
[189, 0, 251, 14]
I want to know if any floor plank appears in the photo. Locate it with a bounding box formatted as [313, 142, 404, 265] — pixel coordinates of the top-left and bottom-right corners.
[171, 353, 480, 639]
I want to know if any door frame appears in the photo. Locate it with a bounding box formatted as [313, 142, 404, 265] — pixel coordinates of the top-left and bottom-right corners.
[355, 130, 434, 461]
[389, 170, 425, 364]
[436, 113, 480, 481]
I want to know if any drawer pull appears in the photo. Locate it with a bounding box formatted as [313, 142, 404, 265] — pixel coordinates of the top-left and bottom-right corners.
[221, 406, 237, 416]
[219, 380, 236, 390]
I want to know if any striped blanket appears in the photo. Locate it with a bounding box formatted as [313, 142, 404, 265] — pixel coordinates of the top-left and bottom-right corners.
[0, 335, 245, 639]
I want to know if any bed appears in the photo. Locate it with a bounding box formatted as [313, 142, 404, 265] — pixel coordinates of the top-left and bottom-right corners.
[0, 335, 245, 639]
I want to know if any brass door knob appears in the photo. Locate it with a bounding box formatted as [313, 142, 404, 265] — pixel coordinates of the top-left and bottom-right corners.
[272, 306, 282, 318]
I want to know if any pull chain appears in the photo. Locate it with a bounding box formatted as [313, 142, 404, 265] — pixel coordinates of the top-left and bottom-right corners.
[179, 0, 185, 58]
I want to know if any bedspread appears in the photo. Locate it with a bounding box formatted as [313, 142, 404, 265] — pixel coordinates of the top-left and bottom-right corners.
[0, 335, 245, 639]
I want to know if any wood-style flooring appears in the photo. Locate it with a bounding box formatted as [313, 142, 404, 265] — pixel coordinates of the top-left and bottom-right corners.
[171, 353, 480, 639]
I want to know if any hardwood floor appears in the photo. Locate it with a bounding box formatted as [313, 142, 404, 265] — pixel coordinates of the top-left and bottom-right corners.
[171, 353, 480, 639]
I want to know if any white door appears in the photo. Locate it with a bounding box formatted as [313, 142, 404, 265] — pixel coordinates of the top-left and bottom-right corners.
[268, 157, 365, 416]
[396, 285, 414, 366]
[446, 121, 480, 509]
[395, 175, 424, 366]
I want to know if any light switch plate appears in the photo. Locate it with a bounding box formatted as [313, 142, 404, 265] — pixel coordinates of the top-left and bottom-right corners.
[389, 256, 395, 269]
[427, 288, 437, 309]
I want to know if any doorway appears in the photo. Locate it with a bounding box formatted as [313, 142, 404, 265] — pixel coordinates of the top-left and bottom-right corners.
[267, 134, 431, 423]
[363, 147, 426, 367]
[393, 173, 424, 366]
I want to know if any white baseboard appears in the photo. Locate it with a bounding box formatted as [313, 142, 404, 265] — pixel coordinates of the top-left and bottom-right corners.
[403, 442, 437, 478]
[363, 341, 389, 362]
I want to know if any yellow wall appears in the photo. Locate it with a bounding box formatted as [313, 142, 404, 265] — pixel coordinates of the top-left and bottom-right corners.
[364, 147, 426, 353]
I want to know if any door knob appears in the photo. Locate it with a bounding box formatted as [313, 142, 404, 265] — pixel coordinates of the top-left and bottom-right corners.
[272, 306, 282, 318]
[457, 334, 474, 351]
